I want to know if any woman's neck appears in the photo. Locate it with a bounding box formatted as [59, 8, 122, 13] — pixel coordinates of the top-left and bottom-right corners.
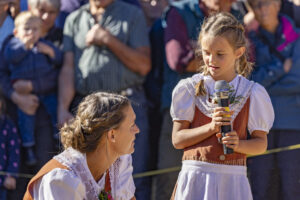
[86, 140, 118, 182]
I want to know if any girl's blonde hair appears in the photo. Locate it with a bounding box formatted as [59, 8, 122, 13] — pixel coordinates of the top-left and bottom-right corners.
[195, 12, 253, 96]
[60, 92, 130, 153]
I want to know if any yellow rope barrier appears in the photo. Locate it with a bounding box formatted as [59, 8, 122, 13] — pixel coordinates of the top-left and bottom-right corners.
[133, 143, 300, 178]
[2, 144, 300, 179]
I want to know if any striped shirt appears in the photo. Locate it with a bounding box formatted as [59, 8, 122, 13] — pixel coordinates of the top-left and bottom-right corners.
[63, 1, 149, 95]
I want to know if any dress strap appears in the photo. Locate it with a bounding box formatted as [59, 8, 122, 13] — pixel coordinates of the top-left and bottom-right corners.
[23, 159, 69, 200]
[105, 170, 112, 192]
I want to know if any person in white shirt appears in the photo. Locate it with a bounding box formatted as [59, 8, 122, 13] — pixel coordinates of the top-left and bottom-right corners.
[24, 92, 139, 200]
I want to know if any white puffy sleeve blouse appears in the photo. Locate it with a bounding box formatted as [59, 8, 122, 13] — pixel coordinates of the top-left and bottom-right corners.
[32, 154, 135, 200]
[171, 75, 274, 134]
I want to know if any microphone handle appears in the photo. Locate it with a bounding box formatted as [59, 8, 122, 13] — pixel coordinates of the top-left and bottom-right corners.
[221, 124, 234, 154]
[218, 98, 234, 154]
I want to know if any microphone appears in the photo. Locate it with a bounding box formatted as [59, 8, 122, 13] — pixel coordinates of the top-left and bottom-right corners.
[214, 80, 234, 155]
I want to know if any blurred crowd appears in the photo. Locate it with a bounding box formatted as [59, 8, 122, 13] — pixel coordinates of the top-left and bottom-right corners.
[0, 0, 299, 199]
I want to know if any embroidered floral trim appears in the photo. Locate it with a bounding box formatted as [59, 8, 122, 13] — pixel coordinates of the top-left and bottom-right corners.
[99, 190, 113, 200]
[54, 148, 107, 200]
[185, 74, 255, 121]
[53, 149, 134, 200]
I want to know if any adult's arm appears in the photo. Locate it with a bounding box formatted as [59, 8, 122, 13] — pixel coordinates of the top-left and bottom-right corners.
[266, 39, 300, 95]
[164, 8, 197, 73]
[249, 32, 286, 88]
[4, 37, 29, 64]
[57, 51, 75, 125]
[86, 9, 151, 76]
[105, 37, 150, 76]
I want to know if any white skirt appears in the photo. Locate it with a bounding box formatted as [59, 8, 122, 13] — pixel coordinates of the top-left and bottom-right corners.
[174, 160, 253, 200]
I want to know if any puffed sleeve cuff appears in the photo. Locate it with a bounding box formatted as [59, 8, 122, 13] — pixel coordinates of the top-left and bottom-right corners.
[248, 83, 275, 134]
[115, 154, 135, 199]
[170, 79, 195, 122]
[32, 169, 86, 200]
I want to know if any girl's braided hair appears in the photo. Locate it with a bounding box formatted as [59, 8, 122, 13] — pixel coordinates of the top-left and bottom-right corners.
[195, 12, 253, 96]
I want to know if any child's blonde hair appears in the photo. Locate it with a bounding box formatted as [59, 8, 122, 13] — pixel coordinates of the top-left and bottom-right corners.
[195, 12, 253, 96]
[14, 11, 41, 28]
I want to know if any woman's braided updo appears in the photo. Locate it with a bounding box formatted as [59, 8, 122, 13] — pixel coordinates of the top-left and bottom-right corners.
[60, 92, 130, 153]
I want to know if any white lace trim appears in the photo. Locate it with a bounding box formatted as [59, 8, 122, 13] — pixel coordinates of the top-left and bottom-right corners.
[54, 148, 121, 200]
[185, 74, 255, 121]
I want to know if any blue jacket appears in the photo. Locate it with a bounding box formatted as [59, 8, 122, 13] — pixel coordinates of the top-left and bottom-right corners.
[1, 37, 62, 98]
[250, 15, 300, 130]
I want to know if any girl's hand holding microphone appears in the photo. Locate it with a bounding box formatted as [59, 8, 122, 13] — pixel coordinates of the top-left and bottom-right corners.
[210, 107, 233, 133]
[211, 107, 239, 151]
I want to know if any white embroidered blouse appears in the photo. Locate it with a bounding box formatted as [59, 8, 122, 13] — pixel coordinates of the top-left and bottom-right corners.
[170, 74, 275, 134]
[32, 148, 135, 200]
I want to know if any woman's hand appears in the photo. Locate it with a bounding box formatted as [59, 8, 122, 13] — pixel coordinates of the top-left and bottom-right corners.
[209, 107, 233, 133]
[217, 131, 240, 151]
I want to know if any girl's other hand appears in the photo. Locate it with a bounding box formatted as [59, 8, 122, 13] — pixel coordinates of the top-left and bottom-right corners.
[221, 131, 239, 151]
[3, 176, 16, 190]
[210, 107, 233, 133]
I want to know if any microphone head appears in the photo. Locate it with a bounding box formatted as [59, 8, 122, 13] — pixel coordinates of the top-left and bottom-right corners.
[214, 80, 230, 92]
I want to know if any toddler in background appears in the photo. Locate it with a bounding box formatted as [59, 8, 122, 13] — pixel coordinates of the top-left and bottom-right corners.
[3, 11, 62, 166]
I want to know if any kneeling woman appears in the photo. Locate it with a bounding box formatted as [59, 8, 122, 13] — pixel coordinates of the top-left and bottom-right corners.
[24, 92, 138, 200]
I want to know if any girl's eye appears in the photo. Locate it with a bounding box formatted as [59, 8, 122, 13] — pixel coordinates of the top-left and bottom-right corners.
[217, 53, 224, 57]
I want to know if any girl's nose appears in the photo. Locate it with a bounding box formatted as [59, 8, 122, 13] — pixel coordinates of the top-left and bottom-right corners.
[208, 55, 214, 64]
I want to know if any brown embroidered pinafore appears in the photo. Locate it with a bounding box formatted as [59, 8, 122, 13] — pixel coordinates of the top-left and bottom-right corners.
[171, 98, 250, 199]
[23, 159, 112, 200]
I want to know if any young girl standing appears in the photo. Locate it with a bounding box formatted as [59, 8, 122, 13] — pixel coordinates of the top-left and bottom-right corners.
[170, 12, 274, 200]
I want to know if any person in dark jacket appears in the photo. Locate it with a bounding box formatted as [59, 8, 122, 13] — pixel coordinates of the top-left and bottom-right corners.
[2, 11, 62, 166]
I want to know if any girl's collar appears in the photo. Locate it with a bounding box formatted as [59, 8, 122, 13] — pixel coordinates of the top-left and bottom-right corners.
[203, 74, 239, 85]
